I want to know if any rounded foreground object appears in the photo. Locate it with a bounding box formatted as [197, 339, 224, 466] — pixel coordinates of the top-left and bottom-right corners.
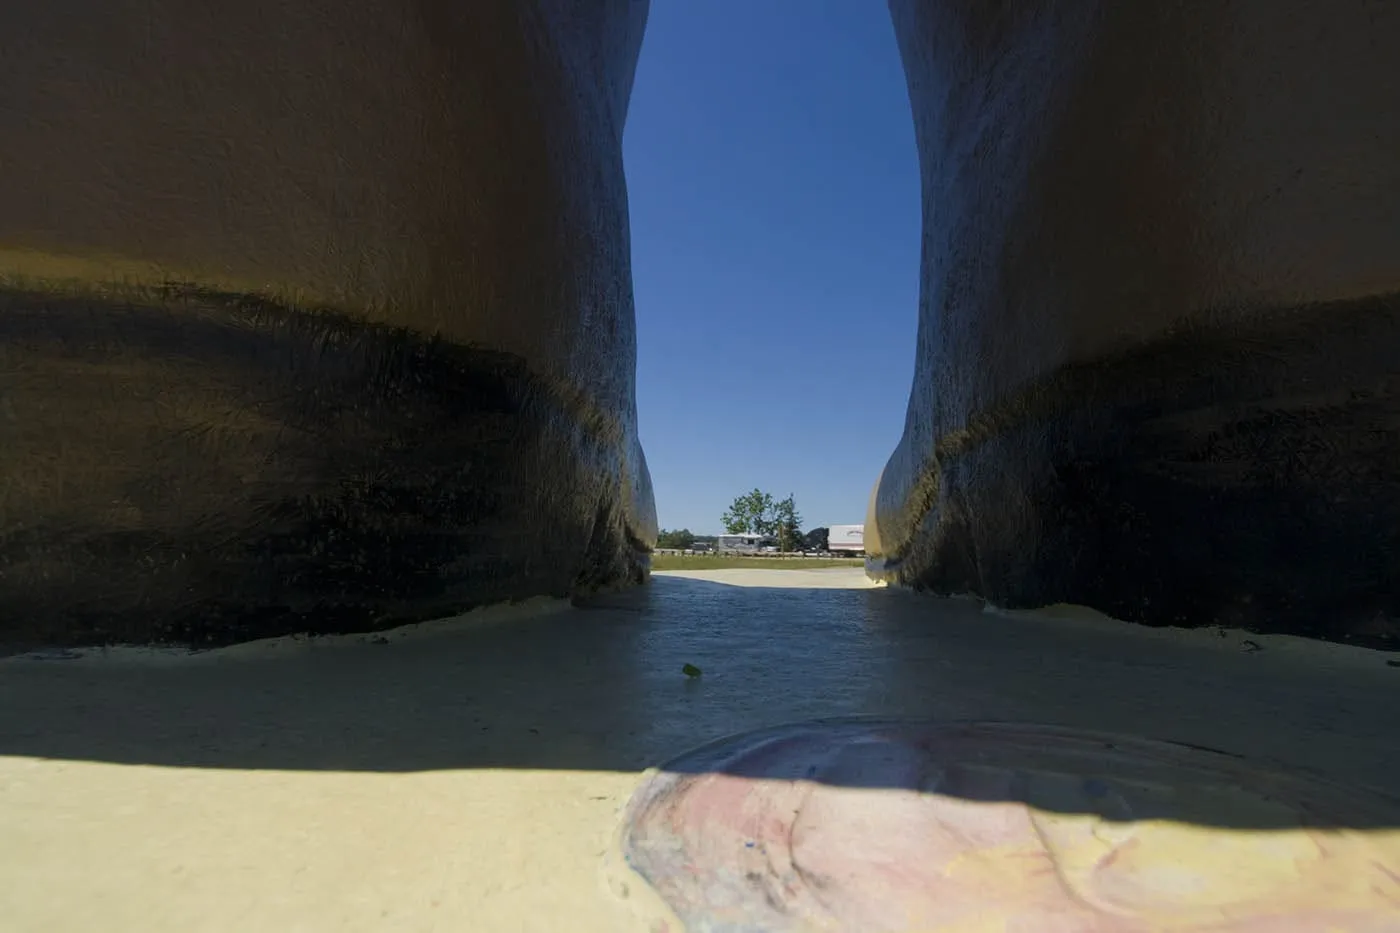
[619, 720, 1400, 932]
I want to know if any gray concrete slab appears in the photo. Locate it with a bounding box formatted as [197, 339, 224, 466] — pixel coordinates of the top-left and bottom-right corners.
[1, 570, 1396, 930]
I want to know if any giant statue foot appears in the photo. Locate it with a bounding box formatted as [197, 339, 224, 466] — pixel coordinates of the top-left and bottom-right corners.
[0, 0, 657, 647]
[868, 1, 1400, 644]
[0, 285, 654, 647]
[620, 720, 1400, 932]
[867, 291, 1400, 644]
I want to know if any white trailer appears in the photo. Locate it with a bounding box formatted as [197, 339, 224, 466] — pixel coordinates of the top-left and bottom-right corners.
[827, 524, 865, 554]
[716, 533, 776, 554]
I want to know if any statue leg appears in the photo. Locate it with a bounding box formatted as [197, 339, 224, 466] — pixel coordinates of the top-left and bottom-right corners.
[0, 0, 656, 646]
[873, 0, 1400, 642]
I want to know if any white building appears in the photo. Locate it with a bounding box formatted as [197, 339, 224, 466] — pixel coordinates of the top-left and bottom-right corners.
[716, 533, 777, 553]
[827, 524, 865, 554]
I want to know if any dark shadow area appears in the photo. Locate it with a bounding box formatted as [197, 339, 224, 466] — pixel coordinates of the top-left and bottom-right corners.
[0, 287, 646, 648]
[873, 291, 1400, 648]
[2, 574, 1397, 830]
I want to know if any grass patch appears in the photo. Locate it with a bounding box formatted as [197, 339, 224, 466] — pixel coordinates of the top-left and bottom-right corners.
[650, 554, 864, 571]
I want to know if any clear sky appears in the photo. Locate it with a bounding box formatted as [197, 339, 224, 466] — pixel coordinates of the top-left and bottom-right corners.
[624, 0, 921, 536]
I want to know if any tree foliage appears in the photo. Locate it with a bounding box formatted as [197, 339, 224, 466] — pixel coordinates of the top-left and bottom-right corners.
[656, 528, 696, 549]
[773, 494, 802, 552]
[721, 488, 775, 535]
[721, 489, 803, 550]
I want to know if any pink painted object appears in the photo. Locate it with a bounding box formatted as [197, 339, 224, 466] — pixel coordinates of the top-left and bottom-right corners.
[620, 721, 1400, 932]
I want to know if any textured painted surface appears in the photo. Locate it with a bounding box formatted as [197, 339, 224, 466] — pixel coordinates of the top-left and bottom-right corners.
[870, 0, 1400, 643]
[0, 0, 656, 645]
[623, 721, 1400, 932]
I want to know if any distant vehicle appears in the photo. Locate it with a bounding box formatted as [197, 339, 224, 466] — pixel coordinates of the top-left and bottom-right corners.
[827, 524, 865, 555]
[716, 533, 777, 554]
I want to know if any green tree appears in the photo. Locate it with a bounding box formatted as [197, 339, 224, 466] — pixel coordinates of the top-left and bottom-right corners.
[773, 494, 802, 552]
[656, 528, 696, 549]
[721, 488, 775, 535]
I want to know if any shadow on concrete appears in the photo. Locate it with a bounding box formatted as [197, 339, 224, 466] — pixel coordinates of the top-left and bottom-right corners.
[2, 574, 1397, 829]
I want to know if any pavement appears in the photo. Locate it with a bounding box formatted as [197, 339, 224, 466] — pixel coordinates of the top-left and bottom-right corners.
[2, 568, 1397, 931]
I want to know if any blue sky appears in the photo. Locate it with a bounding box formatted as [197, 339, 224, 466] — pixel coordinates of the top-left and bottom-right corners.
[625, 1, 921, 535]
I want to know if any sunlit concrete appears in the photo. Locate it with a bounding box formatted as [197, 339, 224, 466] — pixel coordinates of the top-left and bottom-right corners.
[656, 566, 883, 590]
[2, 571, 1397, 931]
